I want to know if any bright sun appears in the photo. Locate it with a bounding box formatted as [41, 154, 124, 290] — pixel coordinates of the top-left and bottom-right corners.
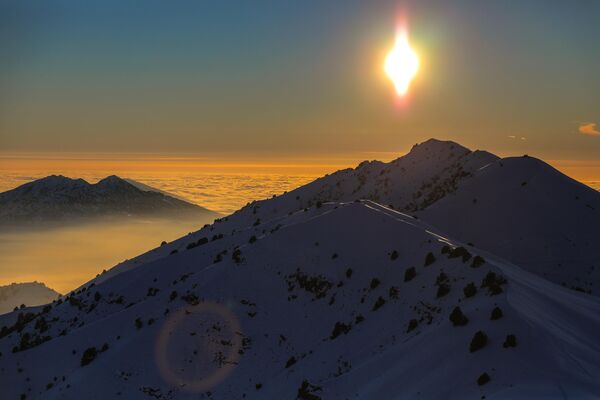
[384, 28, 419, 97]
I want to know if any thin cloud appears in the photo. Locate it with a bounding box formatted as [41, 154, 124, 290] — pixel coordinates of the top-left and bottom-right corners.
[578, 122, 600, 137]
[508, 135, 527, 141]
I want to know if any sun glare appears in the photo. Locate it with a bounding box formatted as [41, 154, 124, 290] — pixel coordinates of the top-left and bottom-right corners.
[384, 27, 419, 97]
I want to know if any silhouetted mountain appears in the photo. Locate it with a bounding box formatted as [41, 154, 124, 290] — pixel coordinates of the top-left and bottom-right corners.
[0, 175, 217, 225]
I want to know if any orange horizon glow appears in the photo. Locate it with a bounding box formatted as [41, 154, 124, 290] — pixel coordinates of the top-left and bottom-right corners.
[1, 152, 599, 192]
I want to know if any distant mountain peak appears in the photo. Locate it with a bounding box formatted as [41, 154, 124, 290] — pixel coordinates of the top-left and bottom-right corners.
[0, 175, 217, 225]
[96, 175, 125, 184]
[0, 281, 60, 314]
[32, 175, 88, 187]
[95, 175, 135, 190]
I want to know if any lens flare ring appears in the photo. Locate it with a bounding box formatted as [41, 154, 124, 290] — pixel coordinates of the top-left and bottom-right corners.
[155, 302, 243, 392]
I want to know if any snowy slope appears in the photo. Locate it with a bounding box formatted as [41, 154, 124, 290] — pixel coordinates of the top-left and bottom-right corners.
[0, 282, 61, 314]
[225, 139, 498, 223]
[0, 200, 599, 399]
[0, 175, 217, 225]
[420, 156, 600, 294]
[215, 140, 597, 296]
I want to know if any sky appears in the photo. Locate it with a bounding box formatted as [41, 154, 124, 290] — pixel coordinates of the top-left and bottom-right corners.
[1, 0, 599, 161]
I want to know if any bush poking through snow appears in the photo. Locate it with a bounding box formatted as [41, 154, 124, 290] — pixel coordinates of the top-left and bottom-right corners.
[286, 270, 333, 300]
[285, 356, 297, 368]
[232, 249, 242, 263]
[181, 293, 200, 306]
[80, 347, 98, 366]
[481, 272, 507, 295]
[406, 319, 418, 332]
[448, 246, 472, 262]
[369, 278, 381, 290]
[372, 297, 386, 311]
[437, 284, 450, 298]
[471, 255, 485, 268]
[424, 252, 436, 267]
[449, 306, 469, 326]
[490, 307, 503, 320]
[435, 272, 451, 298]
[296, 380, 322, 400]
[404, 267, 416, 282]
[463, 282, 477, 298]
[330, 322, 352, 340]
[469, 331, 488, 352]
[477, 372, 490, 386]
[503, 334, 517, 348]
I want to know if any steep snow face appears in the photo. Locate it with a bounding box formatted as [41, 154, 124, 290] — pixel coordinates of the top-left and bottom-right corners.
[1, 201, 599, 399]
[0, 175, 217, 225]
[420, 156, 600, 295]
[0, 282, 60, 314]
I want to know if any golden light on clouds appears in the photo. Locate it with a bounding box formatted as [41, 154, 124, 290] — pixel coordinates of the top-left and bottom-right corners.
[578, 122, 600, 137]
[384, 26, 420, 97]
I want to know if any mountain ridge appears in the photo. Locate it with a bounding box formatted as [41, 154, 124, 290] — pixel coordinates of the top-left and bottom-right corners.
[0, 175, 217, 225]
[1, 139, 599, 399]
[0, 199, 598, 399]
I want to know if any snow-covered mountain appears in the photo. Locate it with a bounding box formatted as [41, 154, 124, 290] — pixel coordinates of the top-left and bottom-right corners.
[420, 155, 600, 295]
[221, 139, 599, 295]
[1, 139, 599, 399]
[237, 139, 498, 217]
[0, 175, 217, 225]
[0, 282, 60, 314]
[0, 200, 598, 399]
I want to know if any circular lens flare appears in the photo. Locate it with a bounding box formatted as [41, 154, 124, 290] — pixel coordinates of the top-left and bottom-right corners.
[384, 27, 419, 97]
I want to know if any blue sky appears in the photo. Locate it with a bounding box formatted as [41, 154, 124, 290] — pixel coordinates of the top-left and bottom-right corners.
[1, 0, 599, 159]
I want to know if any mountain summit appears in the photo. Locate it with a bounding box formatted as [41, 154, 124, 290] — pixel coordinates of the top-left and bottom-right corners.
[227, 139, 599, 293]
[237, 139, 499, 217]
[0, 175, 217, 225]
